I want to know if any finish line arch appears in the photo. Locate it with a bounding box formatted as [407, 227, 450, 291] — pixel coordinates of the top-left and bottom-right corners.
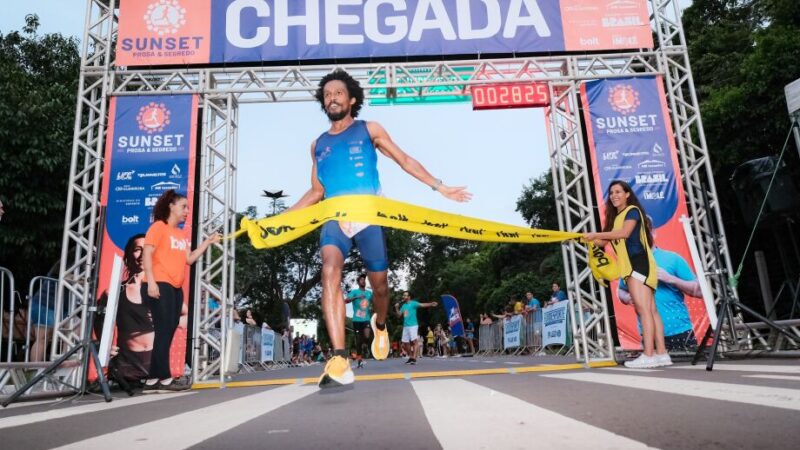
[52, 0, 737, 388]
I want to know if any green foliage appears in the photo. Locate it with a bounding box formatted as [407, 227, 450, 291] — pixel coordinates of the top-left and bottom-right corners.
[404, 170, 565, 325]
[682, 0, 800, 308]
[0, 15, 80, 284]
[234, 207, 420, 330]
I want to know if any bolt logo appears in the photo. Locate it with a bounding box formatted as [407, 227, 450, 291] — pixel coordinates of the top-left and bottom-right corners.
[144, 0, 186, 36]
[136, 102, 171, 134]
[608, 84, 640, 115]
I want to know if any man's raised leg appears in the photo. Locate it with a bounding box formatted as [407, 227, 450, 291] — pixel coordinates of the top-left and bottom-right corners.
[318, 245, 354, 388]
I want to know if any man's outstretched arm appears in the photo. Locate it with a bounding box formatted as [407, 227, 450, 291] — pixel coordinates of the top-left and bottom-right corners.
[286, 141, 325, 212]
[367, 121, 472, 203]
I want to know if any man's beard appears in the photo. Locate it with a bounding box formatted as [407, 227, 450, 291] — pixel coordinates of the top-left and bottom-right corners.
[326, 103, 349, 121]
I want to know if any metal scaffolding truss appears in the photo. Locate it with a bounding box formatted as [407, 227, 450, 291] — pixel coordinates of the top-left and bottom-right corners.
[106, 52, 663, 101]
[51, 0, 118, 391]
[651, 0, 741, 346]
[52, 0, 737, 387]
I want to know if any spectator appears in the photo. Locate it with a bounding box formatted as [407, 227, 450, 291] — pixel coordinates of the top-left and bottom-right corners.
[479, 313, 493, 325]
[0, 198, 4, 222]
[524, 291, 541, 313]
[426, 327, 435, 357]
[547, 282, 568, 306]
[447, 329, 458, 355]
[512, 296, 525, 315]
[464, 318, 476, 354]
[244, 309, 257, 326]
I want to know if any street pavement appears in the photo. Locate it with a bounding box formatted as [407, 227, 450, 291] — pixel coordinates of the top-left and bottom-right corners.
[1, 358, 799, 449]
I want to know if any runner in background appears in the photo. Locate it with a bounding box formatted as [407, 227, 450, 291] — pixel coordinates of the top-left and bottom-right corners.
[345, 274, 373, 368]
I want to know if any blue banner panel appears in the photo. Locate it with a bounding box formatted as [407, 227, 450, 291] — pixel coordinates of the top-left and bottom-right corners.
[582, 77, 711, 350]
[117, 1, 653, 66]
[441, 294, 465, 337]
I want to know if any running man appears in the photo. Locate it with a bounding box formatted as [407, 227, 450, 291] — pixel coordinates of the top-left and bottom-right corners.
[394, 292, 438, 365]
[345, 274, 373, 368]
[286, 70, 471, 389]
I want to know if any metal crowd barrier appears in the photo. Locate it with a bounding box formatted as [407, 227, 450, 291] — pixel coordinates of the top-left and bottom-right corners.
[240, 325, 261, 372]
[232, 326, 294, 373]
[25, 277, 59, 363]
[476, 311, 551, 356]
[1, 266, 19, 363]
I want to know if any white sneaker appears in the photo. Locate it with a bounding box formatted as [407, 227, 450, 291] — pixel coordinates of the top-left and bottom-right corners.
[624, 353, 659, 369]
[654, 353, 672, 367]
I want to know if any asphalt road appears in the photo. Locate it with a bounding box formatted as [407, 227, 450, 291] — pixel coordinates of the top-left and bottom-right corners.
[1, 357, 799, 449]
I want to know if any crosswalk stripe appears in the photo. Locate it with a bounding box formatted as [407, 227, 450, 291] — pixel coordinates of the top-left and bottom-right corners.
[543, 372, 800, 411]
[53, 384, 316, 450]
[411, 379, 656, 449]
[671, 364, 800, 374]
[744, 374, 800, 382]
[0, 392, 195, 430]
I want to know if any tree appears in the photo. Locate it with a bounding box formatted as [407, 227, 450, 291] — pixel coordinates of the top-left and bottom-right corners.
[0, 15, 80, 286]
[682, 0, 800, 312]
[234, 206, 420, 330]
[404, 170, 566, 322]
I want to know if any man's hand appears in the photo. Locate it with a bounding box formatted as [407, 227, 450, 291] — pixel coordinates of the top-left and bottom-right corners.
[438, 185, 472, 203]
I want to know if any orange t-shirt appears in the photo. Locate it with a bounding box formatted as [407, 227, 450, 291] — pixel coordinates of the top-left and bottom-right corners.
[144, 221, 189, 288]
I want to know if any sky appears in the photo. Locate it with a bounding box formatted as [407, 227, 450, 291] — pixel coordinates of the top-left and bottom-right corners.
[2, 0, 693, 227]
[1, 0, 553, 227]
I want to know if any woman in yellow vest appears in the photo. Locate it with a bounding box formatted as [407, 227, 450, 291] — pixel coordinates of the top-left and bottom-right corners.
[584, 180, 670, 368]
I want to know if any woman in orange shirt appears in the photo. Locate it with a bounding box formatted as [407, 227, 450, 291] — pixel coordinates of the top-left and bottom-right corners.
[141, 189, 219, 392]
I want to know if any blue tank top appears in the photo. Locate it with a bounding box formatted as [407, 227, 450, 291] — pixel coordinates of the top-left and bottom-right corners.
[315, 120, 381, 198]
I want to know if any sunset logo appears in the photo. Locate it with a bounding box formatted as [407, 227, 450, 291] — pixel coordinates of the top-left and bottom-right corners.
[136, 102, 171, 134]
[144, 0, 187, 36]
[608, 84, 641, 115]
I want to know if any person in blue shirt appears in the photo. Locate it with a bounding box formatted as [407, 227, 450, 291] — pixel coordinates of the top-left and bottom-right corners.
[547, 282, 568, 306]
[394, 291, 438, 365]
[345, 274, 373, 367]
[618, 247, 702, 351]
[286, 70, 472, 389]
[525, 291, 541, 311]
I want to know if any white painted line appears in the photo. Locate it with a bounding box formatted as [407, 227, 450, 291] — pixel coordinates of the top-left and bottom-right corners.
[744, 374, 800, 382]
[544, 373, 800, 411]
[603, 368, 663, 373]
[672, 364, 800, 374]
[0, 392, 196, 430]
[1, 398, 69, 410]
[411, 379, 656, 449]
[53, 384, 315, 450]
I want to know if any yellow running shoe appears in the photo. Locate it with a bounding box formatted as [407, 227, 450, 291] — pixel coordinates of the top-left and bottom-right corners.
[370, 313, 390, 360]
[318, 355, 354, 389]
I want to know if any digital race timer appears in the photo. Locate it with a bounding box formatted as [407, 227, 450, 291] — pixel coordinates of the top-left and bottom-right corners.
[471, 83, 550, 110]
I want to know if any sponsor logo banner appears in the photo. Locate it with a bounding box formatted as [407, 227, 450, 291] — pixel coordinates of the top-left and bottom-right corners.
[542, 301, 568, 346]
[503, 314, 523, 349]
[441, 294, 465, 338]
[96, 94, 199, 378]
[581, 76, 711, 350]
[261, 329, 275, 362]
[117, 0, 652, 66]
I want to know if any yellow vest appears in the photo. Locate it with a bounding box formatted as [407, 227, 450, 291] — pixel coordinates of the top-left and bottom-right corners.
[610, 205, 657, 290]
